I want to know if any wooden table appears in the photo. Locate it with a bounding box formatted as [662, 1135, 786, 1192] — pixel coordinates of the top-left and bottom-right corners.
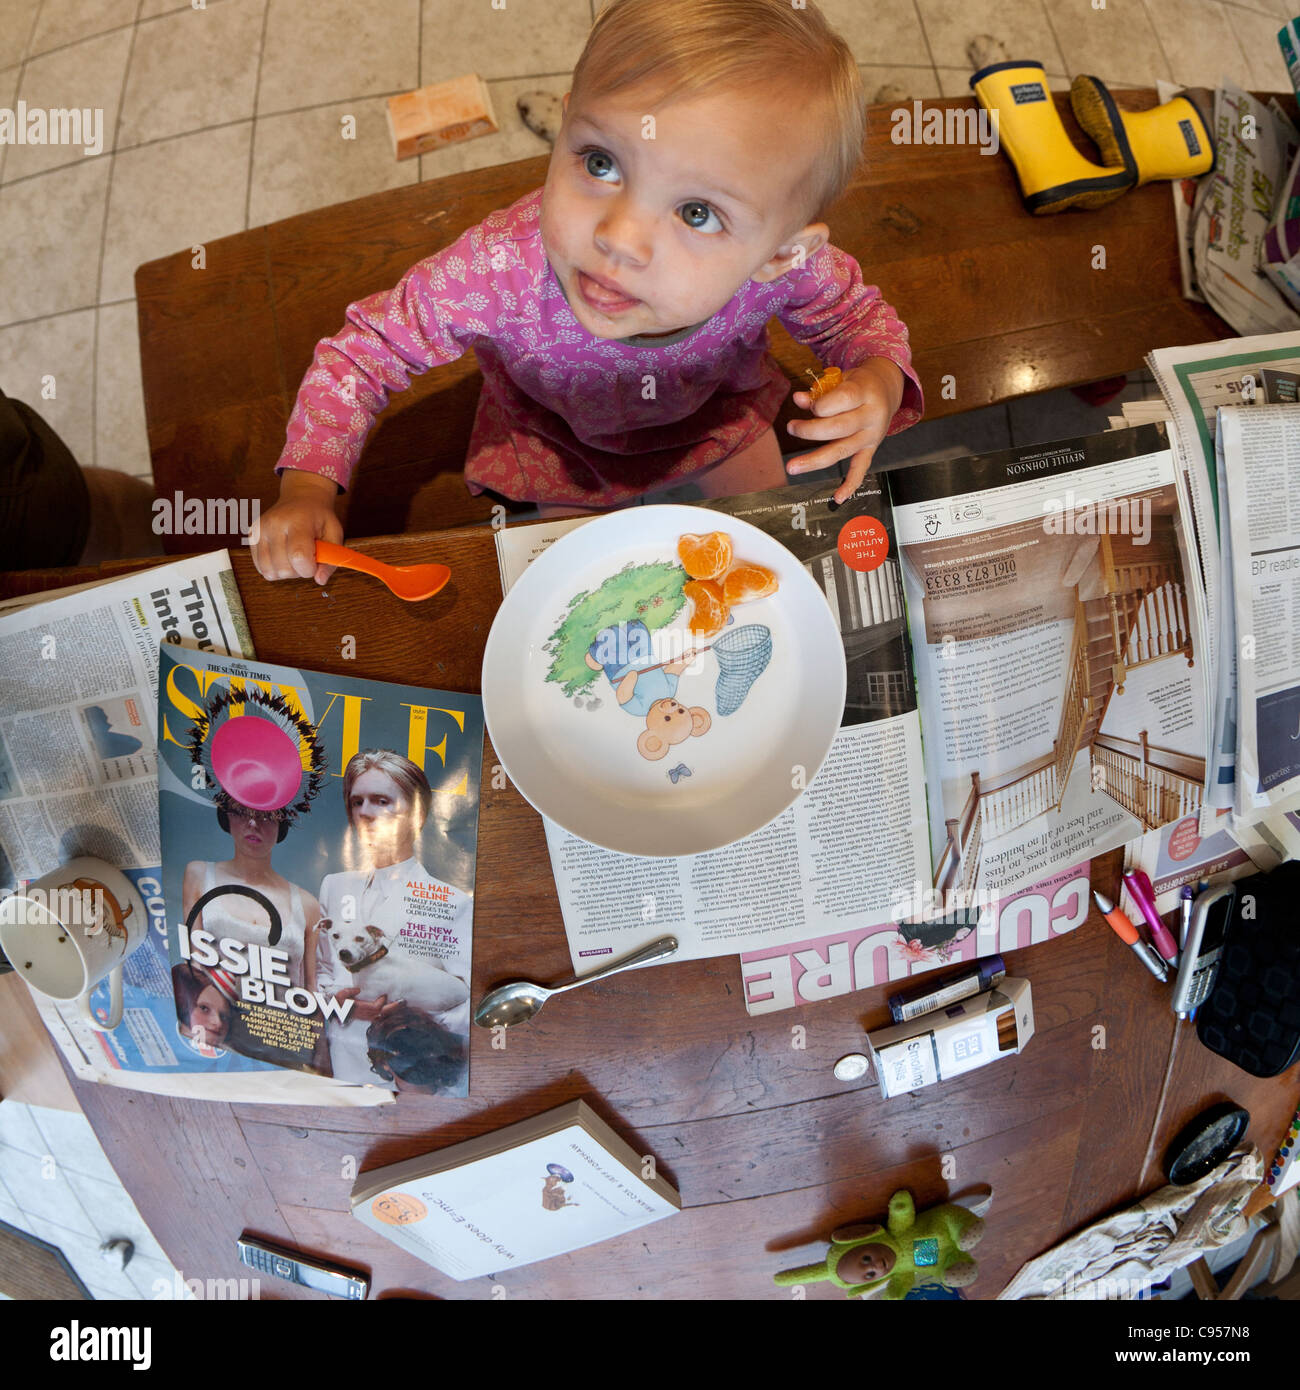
[135, 90, 1234, 552]
[12, 535, 1294, 1301]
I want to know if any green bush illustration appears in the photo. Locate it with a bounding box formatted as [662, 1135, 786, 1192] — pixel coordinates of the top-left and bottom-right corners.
[545, 562, 688, 696]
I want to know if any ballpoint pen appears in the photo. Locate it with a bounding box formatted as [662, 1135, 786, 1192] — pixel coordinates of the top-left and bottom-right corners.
[1179, 884, 1195, 952]
[1123, 869, 1180, 964]
[1094, 890, 1169, 982]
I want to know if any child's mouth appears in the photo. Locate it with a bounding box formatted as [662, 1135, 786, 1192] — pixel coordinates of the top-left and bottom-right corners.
[577, 269, 640, 314]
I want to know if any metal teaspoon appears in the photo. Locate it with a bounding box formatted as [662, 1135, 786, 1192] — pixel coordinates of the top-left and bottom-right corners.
[473, 934, 680, 1029]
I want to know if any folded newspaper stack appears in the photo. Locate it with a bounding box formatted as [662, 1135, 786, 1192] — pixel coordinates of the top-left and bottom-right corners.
[1144, 330, 1300, 862]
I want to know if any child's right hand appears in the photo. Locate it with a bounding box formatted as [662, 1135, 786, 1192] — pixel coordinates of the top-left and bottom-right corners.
[252, 469, 344, 584]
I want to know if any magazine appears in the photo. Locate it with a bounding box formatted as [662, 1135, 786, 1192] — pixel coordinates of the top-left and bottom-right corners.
[890, 422, 1209, 898]
[1188, 83, 1299, 337]
[495, 422, 1213, 982]
[740, 860, 1090, 1016]
[156, 646, 484, 1096]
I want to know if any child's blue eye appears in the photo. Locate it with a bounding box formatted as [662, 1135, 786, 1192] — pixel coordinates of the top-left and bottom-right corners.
[679, 200, 723, 234]
[580, 147, 618, 181]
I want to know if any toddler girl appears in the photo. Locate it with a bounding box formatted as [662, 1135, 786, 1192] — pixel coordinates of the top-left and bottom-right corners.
[253, 0, 923, 585]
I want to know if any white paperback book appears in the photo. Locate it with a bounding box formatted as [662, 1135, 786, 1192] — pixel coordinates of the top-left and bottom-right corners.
[351, 1099, 680, 1279]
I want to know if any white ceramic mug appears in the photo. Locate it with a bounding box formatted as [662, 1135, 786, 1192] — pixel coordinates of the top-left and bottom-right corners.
[0, 857, 148, 1031]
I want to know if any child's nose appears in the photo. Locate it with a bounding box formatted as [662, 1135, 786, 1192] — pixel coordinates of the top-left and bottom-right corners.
[595, 206, 651, 267]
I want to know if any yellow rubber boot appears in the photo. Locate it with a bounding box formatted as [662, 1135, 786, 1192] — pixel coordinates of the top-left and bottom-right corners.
[1070, 75, 1214, 186]
[970, 60, 1134, 215]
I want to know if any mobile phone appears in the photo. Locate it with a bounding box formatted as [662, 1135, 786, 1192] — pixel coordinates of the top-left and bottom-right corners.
[1171, 882, 1236, 1018]
[235, 1234, 369, 1300]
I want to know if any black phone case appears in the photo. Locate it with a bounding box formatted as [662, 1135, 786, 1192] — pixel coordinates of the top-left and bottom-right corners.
[1196, 862, 1300, 1077]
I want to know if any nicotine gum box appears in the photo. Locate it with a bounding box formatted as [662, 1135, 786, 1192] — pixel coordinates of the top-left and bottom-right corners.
[866, 977, 1034, 1099]
[386, 74, 498, 160]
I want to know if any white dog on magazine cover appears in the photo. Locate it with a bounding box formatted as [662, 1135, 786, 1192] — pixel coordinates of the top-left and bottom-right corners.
[317, 920, 470, 1084]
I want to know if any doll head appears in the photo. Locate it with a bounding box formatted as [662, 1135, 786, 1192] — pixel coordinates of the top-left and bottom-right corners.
[835, 1241, 896, 1287]
[541, 0, 866, 339]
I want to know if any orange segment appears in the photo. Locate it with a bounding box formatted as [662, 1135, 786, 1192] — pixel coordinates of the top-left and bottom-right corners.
[683, 579, 729, 636]
[805, 365, 843, 401]
[677, 531, 733, 581]
[723, 563, 779, 605]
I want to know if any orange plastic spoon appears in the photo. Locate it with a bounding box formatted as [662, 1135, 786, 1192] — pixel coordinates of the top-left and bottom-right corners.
[315, 541, 451, 602]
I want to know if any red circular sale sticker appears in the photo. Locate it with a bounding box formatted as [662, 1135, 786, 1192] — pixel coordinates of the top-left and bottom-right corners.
[1166, 816, 1201, 861]
[837, 516, 889, 573]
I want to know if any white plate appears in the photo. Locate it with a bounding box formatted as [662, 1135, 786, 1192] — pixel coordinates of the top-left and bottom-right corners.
[482, 505, 846, 858]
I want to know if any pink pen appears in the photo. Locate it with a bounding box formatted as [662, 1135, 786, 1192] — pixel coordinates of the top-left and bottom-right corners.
[1123, 869, 1180, 963]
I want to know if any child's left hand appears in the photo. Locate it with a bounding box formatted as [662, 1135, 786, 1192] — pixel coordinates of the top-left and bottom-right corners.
[784, 358, 906, 506]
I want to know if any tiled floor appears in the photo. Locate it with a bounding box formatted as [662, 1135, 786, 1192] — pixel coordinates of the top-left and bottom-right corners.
[0, 0, 1292, 482]
[0, 1097, 184, 1299]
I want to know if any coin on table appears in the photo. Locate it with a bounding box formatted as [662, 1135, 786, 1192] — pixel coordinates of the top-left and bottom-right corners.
[833, 1052, 870, 1081]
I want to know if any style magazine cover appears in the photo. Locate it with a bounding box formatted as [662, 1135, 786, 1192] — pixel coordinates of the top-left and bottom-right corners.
[156, 646, 484, 1096]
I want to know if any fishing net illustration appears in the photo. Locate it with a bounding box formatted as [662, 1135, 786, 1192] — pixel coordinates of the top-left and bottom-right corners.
[713, 624, 773, 716]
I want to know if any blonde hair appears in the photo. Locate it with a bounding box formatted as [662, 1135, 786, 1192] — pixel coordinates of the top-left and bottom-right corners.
[342, 750, 432, 830]
[569, 0, 865, 228]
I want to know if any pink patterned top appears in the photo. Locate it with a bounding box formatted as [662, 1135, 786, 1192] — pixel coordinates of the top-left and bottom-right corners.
[276, 187, 924, 507]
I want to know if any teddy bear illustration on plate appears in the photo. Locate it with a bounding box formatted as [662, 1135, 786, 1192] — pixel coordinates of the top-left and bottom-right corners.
[543, 543, 776, 770]
[584, 619, 713, 763]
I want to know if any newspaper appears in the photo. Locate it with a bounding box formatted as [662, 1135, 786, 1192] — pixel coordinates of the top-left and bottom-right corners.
[889, 423, 1210, 897]
[1219, 405, 1300, 813]
[0, 553, 250, 884]
[1209, 419, 1239, 810]
[1147, 331, 1300, 534]
[1190, 83, 1299, 337]
[1146, 330, 1300, 811]
[0, 556, 391, 1105]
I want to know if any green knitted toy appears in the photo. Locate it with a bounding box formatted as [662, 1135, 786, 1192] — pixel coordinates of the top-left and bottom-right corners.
[773, 1189, 988, 1300]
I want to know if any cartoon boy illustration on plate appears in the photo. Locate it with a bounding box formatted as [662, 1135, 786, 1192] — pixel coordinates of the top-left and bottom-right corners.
[584, 619, 713, 762]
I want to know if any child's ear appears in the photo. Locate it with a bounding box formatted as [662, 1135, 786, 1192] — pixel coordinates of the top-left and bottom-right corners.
[752, 224, 830, 282]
